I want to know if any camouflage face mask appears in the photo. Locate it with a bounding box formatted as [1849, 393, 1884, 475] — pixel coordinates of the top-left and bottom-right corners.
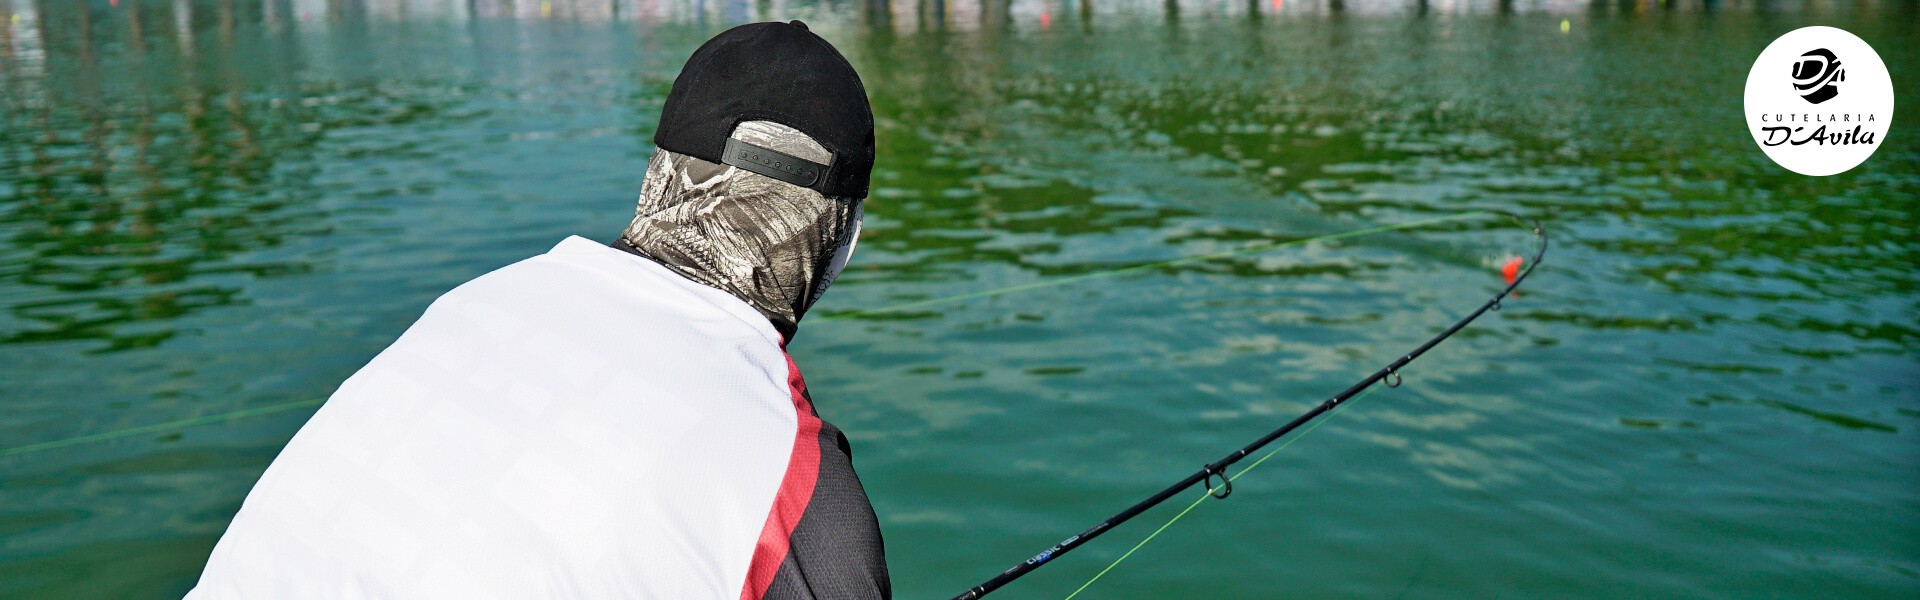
[618, 121, 864, 340]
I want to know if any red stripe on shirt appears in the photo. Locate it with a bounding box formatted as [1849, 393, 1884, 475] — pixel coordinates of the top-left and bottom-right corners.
[739, 348, 823, 600]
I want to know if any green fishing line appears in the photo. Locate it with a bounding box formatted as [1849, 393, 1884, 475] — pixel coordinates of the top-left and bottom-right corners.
[1063, 388, 1374, 600]
[0, 399, 324, 458]
[1, 213, 1485, 458]
[817, 212, 1487, 321]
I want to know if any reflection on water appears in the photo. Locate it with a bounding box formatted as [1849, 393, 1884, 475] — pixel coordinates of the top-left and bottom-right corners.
[1, 0, 1916, 598]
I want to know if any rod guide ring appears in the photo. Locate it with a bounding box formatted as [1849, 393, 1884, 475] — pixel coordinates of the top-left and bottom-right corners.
[1202, 465, 1233, 499]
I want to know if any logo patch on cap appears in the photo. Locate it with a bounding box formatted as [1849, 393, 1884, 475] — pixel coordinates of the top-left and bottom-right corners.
[723, 138, 826, 188]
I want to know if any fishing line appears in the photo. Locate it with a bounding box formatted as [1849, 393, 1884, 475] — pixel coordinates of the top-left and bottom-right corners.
[814, 211, 1491, 321]
[0, 399, 323, 458]
[1063, 387, 1372, 600]
[951, 212, 1546, 600]
[0, 210, 1501, 459]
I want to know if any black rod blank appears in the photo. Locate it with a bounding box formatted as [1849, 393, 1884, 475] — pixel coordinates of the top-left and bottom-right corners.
[951, 212, 1547, 600]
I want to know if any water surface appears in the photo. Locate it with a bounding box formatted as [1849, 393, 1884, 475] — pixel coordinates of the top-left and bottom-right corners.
[1, 0, 1916, 598]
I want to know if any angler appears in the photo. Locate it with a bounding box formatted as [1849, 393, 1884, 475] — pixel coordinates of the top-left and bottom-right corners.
[187, 21, 891, 600]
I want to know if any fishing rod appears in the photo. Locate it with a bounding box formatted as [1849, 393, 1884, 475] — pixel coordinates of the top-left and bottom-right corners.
[951, 211, 1547, 600]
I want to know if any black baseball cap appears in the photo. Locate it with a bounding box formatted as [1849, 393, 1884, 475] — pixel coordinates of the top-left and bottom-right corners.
[653, 20, 875, 199]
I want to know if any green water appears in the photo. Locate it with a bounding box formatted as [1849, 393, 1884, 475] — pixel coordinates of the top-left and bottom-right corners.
[2, 0, 1916, 597]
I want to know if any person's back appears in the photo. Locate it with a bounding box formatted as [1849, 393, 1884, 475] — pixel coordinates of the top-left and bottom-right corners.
[189, 21, 889, 600]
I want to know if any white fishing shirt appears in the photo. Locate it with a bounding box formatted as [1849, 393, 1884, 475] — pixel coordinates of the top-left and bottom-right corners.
[188, 236, 819, 599]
